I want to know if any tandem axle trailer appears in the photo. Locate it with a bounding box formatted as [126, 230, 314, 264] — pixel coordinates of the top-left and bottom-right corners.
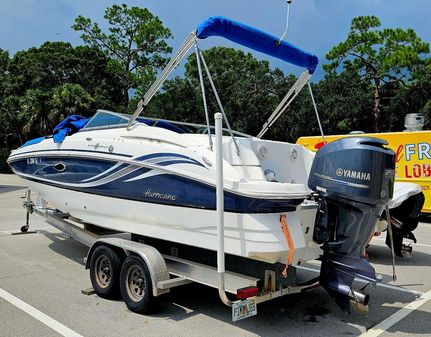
[20, 190, 320, 322]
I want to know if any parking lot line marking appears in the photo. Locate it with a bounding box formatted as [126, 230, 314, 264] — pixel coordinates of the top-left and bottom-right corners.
[296, 265, 423, 295]
[0, 287, 83, 337]
[360, 289, 431, 337]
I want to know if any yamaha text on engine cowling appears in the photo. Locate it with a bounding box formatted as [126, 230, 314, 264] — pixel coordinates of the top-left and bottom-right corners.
[308, 137, 395, 312]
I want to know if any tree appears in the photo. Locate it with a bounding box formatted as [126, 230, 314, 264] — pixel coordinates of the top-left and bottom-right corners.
[4, 42, 125, 142]
[0, 49, 9, 100]
[18, 88, 51, 136]
[313, 69, 374, 135]
[50, 83, 95, 122]
[8, 42, 123, 108]
[72, 4, 172, 107]
[325, 16, 430, 131]
[0, 49, 10, 128]
[386, 63, 431, 130]
[0, 49, 14, 172]
[147, 47, 294, 139]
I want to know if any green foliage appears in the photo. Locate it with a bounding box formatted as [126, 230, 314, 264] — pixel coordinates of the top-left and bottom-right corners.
[148, 43, 430, 141]
[50, 83, 95, 121]
[18, 88, 51, 135]
[325, 15, 430, 131]
[385, 64, 431, 130]
[72, 4, 172, 106]
[0, 42, 124, 148]
[8, 42, 123, 106]
[325, 16, 429, 77]
[0, 50, 20, 172]
[147, 47, 294, 139]
[410, 65, 431, 129]
[0, 50, 22, 150]
[0, 49, 9, 99]
[315, 69, 374, 133]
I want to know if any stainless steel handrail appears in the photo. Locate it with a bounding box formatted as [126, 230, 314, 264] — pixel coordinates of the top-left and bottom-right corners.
[215, 112, 232, 307]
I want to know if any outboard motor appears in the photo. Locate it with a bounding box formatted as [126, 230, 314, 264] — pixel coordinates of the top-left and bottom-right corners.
[308, 137, 395, 312]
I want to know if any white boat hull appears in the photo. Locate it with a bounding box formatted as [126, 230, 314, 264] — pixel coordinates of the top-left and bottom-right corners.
[28, 179, 321, 264]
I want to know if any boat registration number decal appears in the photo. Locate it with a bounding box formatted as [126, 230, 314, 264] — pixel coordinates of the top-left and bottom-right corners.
[27, 157, 41, 164]
[232, 298, 257, 322]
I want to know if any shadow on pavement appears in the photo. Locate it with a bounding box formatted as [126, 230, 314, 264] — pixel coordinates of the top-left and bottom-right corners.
[37, 229, 89, 266]
[0, 185, 26, 194]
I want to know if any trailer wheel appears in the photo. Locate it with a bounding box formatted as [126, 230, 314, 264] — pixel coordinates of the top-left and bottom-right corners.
[89, 245, 121, 298]
[120, 255, 154, 314]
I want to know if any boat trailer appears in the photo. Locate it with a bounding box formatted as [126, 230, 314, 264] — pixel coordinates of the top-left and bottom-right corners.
[18, 114, 320, 321]
[20, 192, 320, 321]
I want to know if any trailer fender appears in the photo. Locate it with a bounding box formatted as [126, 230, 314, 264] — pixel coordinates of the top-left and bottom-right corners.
[86, 237, 170, 297]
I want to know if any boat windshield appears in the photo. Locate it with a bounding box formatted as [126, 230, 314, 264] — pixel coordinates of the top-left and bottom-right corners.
[82, 109, 251, 137]
[83, 110, 128, 129]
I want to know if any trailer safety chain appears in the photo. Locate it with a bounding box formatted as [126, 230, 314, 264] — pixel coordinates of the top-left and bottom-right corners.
[280, 214, 295, 277]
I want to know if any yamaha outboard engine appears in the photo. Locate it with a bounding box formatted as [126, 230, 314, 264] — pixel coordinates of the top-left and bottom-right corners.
[308, 137, 395, 312]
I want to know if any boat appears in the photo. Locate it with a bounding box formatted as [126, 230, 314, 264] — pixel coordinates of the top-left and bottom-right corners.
[7, 16, 396, 312]
[8, 108, 321, 264]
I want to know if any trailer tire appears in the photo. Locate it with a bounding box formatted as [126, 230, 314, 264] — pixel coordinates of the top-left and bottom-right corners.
[120, 255, 154, 314]
[89, 245, 121, 299]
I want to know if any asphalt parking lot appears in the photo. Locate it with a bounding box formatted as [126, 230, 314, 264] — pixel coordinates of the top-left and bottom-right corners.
[1, 174, 430, 337]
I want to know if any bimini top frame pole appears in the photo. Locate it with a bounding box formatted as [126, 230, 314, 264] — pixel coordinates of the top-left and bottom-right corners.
[195, 43, 213, 150]
[257, 70, 311, 138]
[198, 48, 240, 155]
[128, 31, 198, 127]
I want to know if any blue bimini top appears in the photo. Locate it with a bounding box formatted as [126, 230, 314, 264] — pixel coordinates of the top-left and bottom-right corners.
[196, 16, 319, 74]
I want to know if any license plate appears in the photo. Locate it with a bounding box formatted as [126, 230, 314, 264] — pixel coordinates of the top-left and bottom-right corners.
[232, 298, 257, 322]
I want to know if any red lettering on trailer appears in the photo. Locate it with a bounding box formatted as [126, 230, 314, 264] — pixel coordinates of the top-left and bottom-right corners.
[413, 164, 422, 178]
[405, 165, 412, 178]
[395, 145, 404, 163]
[404, 164, 431, 178]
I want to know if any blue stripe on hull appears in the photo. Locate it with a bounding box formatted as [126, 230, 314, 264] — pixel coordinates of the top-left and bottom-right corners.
[135, 152, 206, 168]
[10, 157, 118, 183]
[9, 156, 302, 213]
[24, 174, 300, 213]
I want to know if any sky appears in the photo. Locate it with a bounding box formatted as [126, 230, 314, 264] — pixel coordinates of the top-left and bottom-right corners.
[0, 0, 430, 80]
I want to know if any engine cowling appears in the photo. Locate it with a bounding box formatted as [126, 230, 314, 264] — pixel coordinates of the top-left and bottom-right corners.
[308, 137, 395, 312]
